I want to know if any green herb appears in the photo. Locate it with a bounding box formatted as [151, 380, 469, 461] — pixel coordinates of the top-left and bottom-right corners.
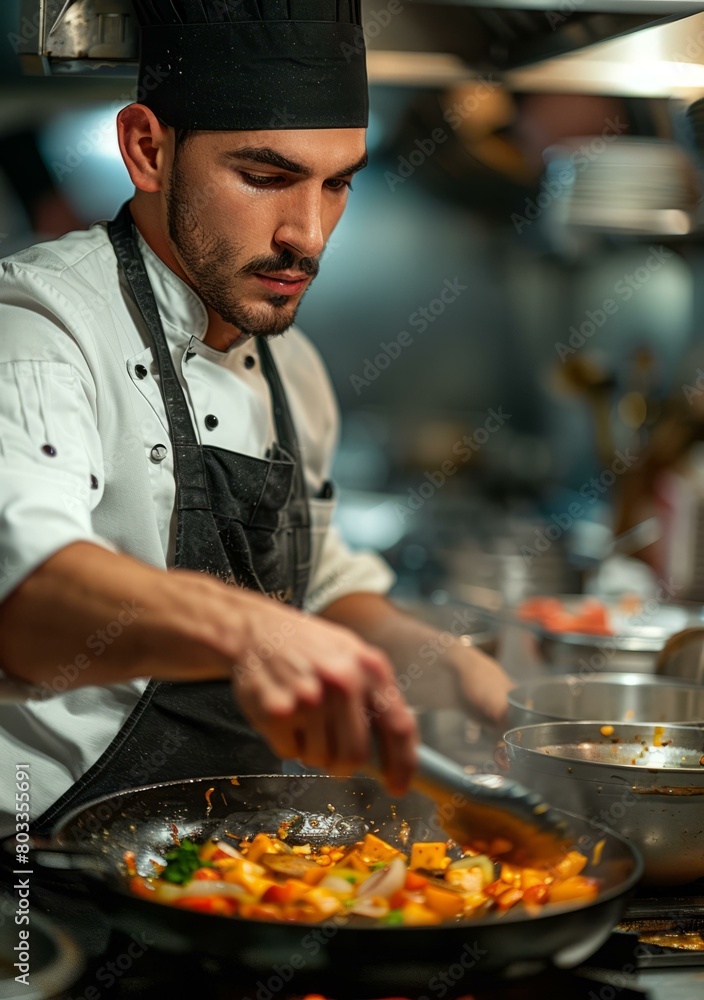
[344, 875, 357, 884]
[370, 861, 386, 871]
[382, 908, 404, 926]
[343, 898, 356, 907]
[161, 839, 214, 885]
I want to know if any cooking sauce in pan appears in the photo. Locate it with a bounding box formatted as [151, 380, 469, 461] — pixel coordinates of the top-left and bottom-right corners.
[128, 825, 599, 927]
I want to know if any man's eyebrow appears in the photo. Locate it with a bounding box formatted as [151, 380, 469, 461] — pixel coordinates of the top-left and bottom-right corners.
[224, 146, 369, 178]
[225, 146, 309, 174]
[332, 152, 368, 178]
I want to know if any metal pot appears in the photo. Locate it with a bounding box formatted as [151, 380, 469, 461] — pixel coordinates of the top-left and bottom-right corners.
[507, 673, 704, 728]
[504, 721, 704, 886]
[538, 632, 662, 674]
[520, 596, 700, 675]
[656, 627, 704, 683]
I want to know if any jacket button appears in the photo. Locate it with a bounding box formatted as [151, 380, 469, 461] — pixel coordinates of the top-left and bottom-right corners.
[41, 444, 57, 457]
[244, 355, 256, 369]
[150, 444, 168, 463]
[134, 364, 148, 379]
[205, 414, 219, 430]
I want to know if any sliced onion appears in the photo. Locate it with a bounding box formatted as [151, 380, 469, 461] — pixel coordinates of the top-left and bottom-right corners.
[445, 869, 483, 893]
[355, 857, 406, 900]
[448, 854, 495, 886]
[260, 853, 321, 878]
[213, 840, 243, 859]
[348, 896, 390, 919]
[153, 880, 247, 901]
[151, 881, 186, 903]
[268, 839, 294, 854]
[319, 875, 354, 895]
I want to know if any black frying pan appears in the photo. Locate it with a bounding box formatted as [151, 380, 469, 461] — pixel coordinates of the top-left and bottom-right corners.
[26, 774, 642, 991]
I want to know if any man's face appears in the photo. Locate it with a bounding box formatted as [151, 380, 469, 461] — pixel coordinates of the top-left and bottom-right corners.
[164, 128, 367, 338]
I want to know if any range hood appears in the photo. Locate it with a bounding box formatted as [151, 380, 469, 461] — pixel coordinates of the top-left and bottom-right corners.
[16, 0, 704, 89]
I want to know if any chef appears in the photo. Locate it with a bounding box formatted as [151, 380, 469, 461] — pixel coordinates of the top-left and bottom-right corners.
[0, 0, 513, 840]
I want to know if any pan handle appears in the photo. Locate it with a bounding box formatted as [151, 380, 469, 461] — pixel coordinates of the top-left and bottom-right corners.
[368, 736, 571, 863]
[1, 834, 109, 877]
[0, 677, 47, 703]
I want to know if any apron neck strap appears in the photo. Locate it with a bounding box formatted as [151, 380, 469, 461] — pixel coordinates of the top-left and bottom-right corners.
[108, 201, 200, 450]
[256, 339, 300, 464]
[109, 201, 303, 466]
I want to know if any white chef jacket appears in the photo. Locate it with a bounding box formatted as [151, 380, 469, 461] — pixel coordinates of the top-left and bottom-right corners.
[0, 219, 393, 834]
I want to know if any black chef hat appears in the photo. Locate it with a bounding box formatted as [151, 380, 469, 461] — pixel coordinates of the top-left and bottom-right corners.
[131, 1, 368, 130]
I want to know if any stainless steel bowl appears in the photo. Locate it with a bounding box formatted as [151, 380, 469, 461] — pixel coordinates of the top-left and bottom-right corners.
[504, 721, 704, 885]
[538, 632, 662, 675]
[656, 627, 704, 683]
[507, 673, 704, 728]
[522, 596, 701, 675]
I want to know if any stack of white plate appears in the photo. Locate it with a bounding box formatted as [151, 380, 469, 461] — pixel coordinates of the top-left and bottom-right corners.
[542, 136, 699, 236]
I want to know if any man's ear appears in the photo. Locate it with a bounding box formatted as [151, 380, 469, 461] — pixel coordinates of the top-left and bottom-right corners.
[116, 103, 172, 193]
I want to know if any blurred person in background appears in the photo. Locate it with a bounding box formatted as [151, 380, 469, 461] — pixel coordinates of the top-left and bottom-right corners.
[0, 128, 83, 239]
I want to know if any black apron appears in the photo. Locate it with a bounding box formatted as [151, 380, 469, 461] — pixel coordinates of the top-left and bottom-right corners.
[31, 202, 313, 837]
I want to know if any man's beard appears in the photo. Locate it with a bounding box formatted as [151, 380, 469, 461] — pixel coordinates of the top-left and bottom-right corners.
[165, 158, 319, 338]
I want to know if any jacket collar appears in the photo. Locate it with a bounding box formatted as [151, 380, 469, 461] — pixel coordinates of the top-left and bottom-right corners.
[134, 229, 208, 342]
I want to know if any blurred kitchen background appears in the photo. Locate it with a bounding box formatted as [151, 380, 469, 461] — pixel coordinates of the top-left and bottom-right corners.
[6, 0, 704, 612]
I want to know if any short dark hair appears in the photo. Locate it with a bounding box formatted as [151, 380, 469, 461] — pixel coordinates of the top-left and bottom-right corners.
[174, 128, 194, 148]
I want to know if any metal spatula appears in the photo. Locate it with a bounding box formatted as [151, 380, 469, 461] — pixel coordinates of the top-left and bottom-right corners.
[371, 741, 573, 866]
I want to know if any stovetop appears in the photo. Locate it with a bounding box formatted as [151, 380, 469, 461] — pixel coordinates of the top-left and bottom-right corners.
[52, 929, 652, 1000]
[40, 882, 704, 1000]
[45, 932, 676, 1000]
[620, 880, 704, 968]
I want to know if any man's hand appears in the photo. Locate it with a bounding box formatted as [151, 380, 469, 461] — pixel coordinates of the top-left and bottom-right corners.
[0, 542, 418, 796]
[320, 593, 515, 727]
[229, 597, 418, 796]
[444, 641, 515, 728]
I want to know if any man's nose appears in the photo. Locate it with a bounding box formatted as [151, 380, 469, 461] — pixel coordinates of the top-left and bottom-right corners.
[274, 188, 325, 260]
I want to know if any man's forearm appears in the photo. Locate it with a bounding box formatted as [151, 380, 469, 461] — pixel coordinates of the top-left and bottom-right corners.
[0, 541, 235, 690]
[0, 547, 420, 789]
[320, 593, 470, 707]
[320, 592, 513, 724]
